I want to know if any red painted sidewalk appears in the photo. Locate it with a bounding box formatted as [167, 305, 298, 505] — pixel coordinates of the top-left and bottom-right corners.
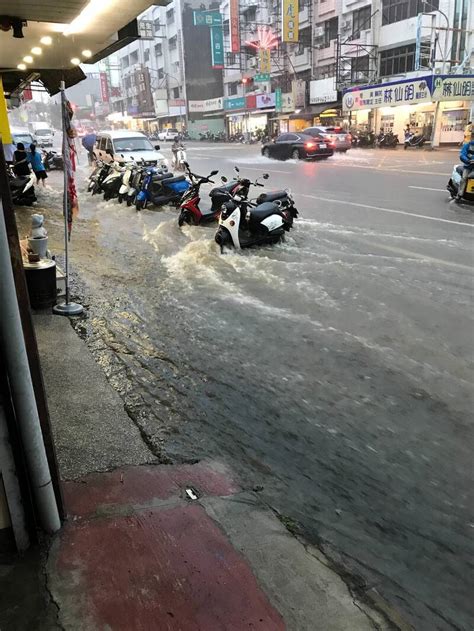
[49, 462, 285, 630]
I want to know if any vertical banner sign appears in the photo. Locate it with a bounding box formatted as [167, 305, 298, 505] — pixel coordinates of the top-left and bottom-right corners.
[211, 25, 224, 69]
[259, 48, 271, 73]
[99, 72, 110, 102]
[0, 77, 12, 144]
[275, 88, 282, 112]
[230, 0, 240, 53]
[282, 0, 299, 43]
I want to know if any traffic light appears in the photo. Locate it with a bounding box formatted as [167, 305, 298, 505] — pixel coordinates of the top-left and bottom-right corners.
[242, 77, 253, 87]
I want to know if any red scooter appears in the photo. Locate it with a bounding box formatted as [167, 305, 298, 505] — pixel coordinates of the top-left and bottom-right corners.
[178, 163, 250, 227]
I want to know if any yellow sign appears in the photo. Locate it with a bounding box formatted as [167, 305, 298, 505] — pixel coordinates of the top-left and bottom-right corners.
[259, 48, 271, 74]
[282, 0, 299, 43]
[0, 77, 12, 145]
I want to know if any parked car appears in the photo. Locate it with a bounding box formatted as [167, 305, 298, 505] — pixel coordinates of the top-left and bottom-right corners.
[157, 128, 179, 141]
[261, 132, 334, 161]
[10, 127, 35, 148]
[303, 126, 352, 152]
[93, 130, 167, 167]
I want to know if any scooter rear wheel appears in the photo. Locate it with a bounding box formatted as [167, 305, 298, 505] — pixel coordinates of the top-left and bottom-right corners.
[136, 199, 145, 211]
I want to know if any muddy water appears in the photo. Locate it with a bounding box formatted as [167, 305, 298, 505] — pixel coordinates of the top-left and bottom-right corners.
[22, 165, 474, 630]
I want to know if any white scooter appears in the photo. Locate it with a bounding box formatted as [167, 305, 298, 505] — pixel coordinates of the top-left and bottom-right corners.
[101, 159, 126, 201]
[118, 159, 137, 204]
[171, 144, 187, 171]
[215, 195, 291, 250]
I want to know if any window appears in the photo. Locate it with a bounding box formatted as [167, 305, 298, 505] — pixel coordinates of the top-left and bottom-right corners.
[157, 68, 164, 79]
[226, 52, 236, 65]
[155, 43, 162, 56]
[99, 137, 107, 151]
[172, 87, 180, 99]
[169, 36, 177, 51]
[352, 6, 371, 37]
[277, 134, 291, 142]
[130, 51, 139, 65]
[379, 44, 417, 76]
[296, 27, 311, 55]
[121, 56, 129, 69]
[154, 18, 161, 33]
[316, 63, 336, 79]
[105, 138, 113, 153]
[228, 82, 239, 96]
[324, 17, 338, 48]
[243, 7, 257, 23]
[351, 55, 369, 82]
[223, 20, 230, 36]
[166, 8, 174, 23]
[381, 0, 438, 26]
[144, 49, 150, 63]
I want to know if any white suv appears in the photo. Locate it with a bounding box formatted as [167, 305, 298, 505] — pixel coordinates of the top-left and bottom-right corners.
[94, 130, 167, 167]
[158, 128, 179, 141]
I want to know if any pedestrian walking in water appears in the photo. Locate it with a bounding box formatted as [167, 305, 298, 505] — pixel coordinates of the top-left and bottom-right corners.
[28, 143, 48, 186]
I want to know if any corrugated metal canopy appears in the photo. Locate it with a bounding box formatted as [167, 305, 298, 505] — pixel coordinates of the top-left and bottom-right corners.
[0, 0, 88, 23]
[0, 0, 169, 94]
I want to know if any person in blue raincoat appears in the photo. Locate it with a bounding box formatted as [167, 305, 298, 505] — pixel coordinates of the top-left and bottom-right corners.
[457, 129, 474, 200]
[82, 132, 97, 164]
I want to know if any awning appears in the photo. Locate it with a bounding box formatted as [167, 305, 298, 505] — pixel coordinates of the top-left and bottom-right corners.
[290, 102, 341, 120]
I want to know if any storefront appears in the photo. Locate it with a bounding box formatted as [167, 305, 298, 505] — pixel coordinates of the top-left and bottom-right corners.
[188, 97, 225, 138]
[343, 74, 474, 145]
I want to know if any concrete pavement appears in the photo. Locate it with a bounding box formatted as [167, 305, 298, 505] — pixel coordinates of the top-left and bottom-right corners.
[0, 314, 396, 630]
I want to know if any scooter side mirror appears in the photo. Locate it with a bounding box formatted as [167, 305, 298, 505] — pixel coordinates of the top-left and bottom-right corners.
[154, 144, 161, 150]
[210, 170, 218, 176]
[106, 149, 114, 157]
[234, 166, 240, 173]
[183, 161, 189, 168]
[221, 176, 228, 183]
[263, 173, 269, 179]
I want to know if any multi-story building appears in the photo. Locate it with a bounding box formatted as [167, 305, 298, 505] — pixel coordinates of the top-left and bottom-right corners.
[339, 0, 474, 144]
[101, 0, 473, 144]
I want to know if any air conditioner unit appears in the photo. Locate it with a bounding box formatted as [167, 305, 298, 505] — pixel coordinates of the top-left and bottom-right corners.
[314, 26, 324, 39]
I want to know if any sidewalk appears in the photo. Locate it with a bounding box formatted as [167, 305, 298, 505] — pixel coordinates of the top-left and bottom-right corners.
[2, 314, 395, 630]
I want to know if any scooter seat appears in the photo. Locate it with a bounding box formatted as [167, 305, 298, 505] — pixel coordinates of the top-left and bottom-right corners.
[9, 177, 29, 189]
[151, 172, 173, 182]
[249, 202, 281, 221]
[164, 175, 186, 184]
[256, 190, 287, 203]
[455, 165, 464, 175]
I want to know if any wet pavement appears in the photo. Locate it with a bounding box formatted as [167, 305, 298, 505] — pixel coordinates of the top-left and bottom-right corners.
[18, 144, 474, 630]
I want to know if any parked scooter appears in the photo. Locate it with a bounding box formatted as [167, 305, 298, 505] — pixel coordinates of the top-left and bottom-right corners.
[215, 193, 293, 250]
[447, 163, 474, 205]
[178, 165, 245, 226]
[8, 168, 36, 206]
[101, 159, 126, 201]
[135, 166, 189, 210]
[404, 131, 426, 149]
[118, 159, 138, 203]
[376, 131, 399, 148]
[43, 150, 64, 170]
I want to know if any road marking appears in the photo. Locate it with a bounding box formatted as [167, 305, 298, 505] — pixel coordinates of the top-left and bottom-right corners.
[409, 186, 448, 192]
[241, 166, 290, 174]
[355, 238, 474, 272]
[299, 194, 474, 228]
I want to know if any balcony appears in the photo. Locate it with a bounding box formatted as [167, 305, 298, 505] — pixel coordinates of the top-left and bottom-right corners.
[317, 0, 337, 19]
[314, 39, 337, 63]
[290, 47, 311, 70]
[299, 5, 310, 27]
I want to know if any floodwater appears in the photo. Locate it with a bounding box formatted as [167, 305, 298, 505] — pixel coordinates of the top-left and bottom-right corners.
[22, 151, 474, 630]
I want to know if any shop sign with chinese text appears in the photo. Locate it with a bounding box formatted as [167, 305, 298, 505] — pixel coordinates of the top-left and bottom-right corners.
[282, 0, 299, 42]
[230, 0, 240, 53]
[188, 97, 224, 113]
[431, 76, 474, 101]
[224, 96, 246, 110]
[257, 93, 276, 108]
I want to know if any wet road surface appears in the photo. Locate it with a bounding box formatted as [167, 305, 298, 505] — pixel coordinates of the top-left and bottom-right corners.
[20, 145, 474, 630]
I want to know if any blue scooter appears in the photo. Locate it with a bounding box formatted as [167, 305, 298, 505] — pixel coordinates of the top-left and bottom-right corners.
[135, 166, 190, 210]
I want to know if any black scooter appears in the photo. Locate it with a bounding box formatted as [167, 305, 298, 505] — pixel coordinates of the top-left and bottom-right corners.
[8, 169, 36, 206]
[43, 150, 64, 170]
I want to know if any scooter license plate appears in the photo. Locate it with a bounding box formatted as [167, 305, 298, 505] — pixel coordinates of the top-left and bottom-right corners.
[320, 143, 327, 148]
[466, 180, 474, 194]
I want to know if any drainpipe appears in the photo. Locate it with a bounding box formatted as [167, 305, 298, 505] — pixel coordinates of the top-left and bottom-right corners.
[0, 199, 60, 534]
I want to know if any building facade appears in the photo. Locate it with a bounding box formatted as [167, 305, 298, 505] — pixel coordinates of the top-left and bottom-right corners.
[102, 0, 473, 144]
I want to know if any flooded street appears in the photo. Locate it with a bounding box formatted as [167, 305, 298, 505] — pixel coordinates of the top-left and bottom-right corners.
[21, 145, 474, 630]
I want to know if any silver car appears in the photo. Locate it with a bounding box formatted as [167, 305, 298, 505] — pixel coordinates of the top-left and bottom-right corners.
[303, 126, 352, 152]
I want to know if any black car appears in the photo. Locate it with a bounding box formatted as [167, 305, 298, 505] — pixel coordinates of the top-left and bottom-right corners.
[261, 132, 334, 161]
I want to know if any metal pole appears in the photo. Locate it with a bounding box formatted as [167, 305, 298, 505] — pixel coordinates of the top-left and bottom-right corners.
[0, 199, 61, 534]
[53, 81, 83, 316]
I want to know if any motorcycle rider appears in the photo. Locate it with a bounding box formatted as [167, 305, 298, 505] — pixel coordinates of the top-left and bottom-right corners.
[171, 136, 183, 169]
[457, 128, 474, 200]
